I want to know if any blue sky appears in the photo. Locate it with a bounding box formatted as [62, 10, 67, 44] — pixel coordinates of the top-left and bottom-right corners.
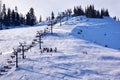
[2, 0, 120, 20]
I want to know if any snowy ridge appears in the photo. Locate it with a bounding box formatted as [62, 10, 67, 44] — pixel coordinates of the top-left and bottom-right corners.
[67, 16, 120, 50]
[0, 16, 120, 80]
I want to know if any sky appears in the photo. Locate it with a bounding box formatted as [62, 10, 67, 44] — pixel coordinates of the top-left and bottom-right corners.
[2, 0, 120, 20]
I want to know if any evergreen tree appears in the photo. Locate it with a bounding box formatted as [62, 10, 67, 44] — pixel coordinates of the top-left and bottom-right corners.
[11, 10, 15, 26]
[26, 8, 36, 26]
[29, 8, 36, 25]
[26, 12, 30, 25]
[2, 4, 6, 18]
[5, 8, 11, 27]
[113, 16, 116, 20]
[15, 12, 20, 26]
[73, 7, 77, 16]
[46, 17, 48, 21]
[51, 11, 55, 20]
[95, 10, 101, 18]
[48, 16, 51, 21]
[101, 9, 104, 17]
[101, 9, 109, 17]
[85, 5, 95, 18]
[105, 9, 109, 16]
[39, 15, 42, 22]
[77, 6, 84, 16]
[67, 9, 72, 17]
[2, 4, 6, 26]
[20, 14, 25, 25]
[65, 9, 72, 20]
[14, 6, 20, 26]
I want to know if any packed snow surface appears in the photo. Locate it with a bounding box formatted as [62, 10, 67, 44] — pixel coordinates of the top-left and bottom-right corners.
[0, 16, 120, 80]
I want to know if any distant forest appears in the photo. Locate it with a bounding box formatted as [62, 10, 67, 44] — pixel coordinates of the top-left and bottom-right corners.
[0, 3, 118, 30]
[0, 3, 37, 30]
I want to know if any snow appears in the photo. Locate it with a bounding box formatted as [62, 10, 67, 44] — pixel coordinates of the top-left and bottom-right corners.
[0, 16, 120, 80]
[70, 16, 120, 50]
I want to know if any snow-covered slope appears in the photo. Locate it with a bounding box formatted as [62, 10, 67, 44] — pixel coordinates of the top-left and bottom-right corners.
[0, 16, 120, 80]
[66, 16, 120, 50]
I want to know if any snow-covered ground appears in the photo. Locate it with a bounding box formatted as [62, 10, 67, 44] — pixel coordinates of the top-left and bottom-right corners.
[0, 16, 120, 80]
[66, 16, 120, 50]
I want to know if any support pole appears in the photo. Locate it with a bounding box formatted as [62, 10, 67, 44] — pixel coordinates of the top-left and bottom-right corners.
[22, 45, 25, 59]
[50, 20, 53, 34]
[19, 42, 25, 59]
[39, 34, 42, 49]
[60, 15, 62, 26]
[36, 31, 43, 50]
[13, 49, 18, 68]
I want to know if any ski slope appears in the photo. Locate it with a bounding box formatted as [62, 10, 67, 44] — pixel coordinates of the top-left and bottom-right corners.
[0, 16, 120, 80]
[66, 16, 120, 50]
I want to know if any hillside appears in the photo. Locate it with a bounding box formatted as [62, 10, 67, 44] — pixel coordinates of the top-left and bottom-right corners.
[68, 16, 120, 50]
[0, 16, 120, 80]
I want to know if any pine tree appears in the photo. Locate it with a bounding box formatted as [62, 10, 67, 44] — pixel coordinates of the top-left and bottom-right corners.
[20, 14, 25, 25]
[73, 7, 77, 16]
[26, 12, 30, 25]
[30, 8, 36, 25]
[51, 11, 55, 20]
[2, 4, 6, 26]
[2, 4, 6, 17]
[101, 9, 109, 17]
[39, 15, 42, 22]
[85, 5, 95, 18]
[113, 16, 117, 20]
[14, 6, 20, 26]
[67, 9, 72, 17]
[95, 10, 101, 18]
[26, 8, 36, 26]
[105, 9, 109, 16]
[77, 6, 84, 16]
[15, 12, 20, 26]
[48, 16, 50, 21]
[5, 8, 11, 27]
[11, 10, 15, 26]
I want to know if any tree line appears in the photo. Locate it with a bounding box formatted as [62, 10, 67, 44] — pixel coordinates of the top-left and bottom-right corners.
[0, 4, 112, 30]
[0, 4, 37, 30]
[74, 5, 109, 18]
[48, 5, 110, 25]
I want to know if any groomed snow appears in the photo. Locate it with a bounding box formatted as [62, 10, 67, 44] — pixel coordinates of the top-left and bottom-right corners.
[0, 16, 120, 80]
